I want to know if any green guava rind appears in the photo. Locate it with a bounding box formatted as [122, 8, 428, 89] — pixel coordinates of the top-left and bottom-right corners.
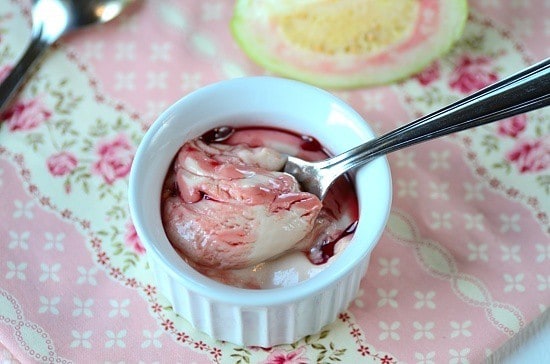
[230, 0, 469, 89]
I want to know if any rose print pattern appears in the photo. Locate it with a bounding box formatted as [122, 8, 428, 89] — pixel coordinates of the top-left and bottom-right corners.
[506, 138, 550, 173]
[1, 96, 52, 131]
[414, 61, 441, 86]
[46, 151, 78, 177]
[262, 346, 308, 364]
[449, 55, 498, 94]
[92, 133, 134, 185]
[497, 115, 527, 138]
[124, 221, 146, 255]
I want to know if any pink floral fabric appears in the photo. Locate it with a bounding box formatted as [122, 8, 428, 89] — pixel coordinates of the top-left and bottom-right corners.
[497, 115, 527, 138]
[124, 221, 146, 255]
[262, 347, 308, 364]
[0, 1, 548, 363]
[46, 151, 78, 177]
[92, 133, 134, 185]
[2, 96, 51, 131]
[414, 61, 440, 86]
[449, 55, 499, 94]
[506, 138, 550, 173]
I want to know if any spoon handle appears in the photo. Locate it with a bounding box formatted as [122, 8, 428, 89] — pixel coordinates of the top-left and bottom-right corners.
[0, 25, 51, 115]
[324, 58, 550, 174]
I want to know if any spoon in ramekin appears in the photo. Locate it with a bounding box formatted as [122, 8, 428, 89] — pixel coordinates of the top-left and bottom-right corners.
[285, 58, 550, 200]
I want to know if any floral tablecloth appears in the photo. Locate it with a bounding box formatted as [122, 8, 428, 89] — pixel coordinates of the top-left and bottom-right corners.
[0, 0, 548, 363]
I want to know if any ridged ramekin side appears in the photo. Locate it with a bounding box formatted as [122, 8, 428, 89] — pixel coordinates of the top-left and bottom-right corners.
[149, 253, 371, 347]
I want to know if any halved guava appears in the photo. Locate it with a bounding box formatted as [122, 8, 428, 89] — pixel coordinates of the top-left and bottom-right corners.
[231, 0, 468, 89]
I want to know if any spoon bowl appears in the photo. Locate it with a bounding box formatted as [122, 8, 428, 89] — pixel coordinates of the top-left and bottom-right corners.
[0, 0, 133, 113]
[285, 58, 550, 200]
[33, 0, 131, 41]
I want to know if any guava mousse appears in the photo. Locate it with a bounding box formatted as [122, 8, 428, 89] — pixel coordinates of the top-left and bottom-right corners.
[161, 126, 358, 289]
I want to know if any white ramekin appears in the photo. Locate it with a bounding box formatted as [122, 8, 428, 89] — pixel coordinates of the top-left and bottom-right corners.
[128, 76, 392, 347]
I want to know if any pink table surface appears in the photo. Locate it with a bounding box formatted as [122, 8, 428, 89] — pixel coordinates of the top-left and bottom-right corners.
[0, 0, 548, 363]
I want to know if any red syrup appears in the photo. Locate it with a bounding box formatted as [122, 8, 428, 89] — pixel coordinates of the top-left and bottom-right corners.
[201, 125, 329, 154]
[317, 220, 358, 264]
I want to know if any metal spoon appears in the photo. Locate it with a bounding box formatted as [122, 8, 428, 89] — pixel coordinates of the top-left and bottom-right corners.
[284, 58, 550, 200]
[0, 0, 133, 114]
